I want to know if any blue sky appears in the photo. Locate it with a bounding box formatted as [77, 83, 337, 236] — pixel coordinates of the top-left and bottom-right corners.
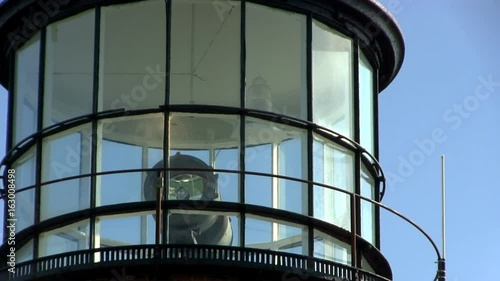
[0, 0, 499, 280]
[378, 0, 500, 280]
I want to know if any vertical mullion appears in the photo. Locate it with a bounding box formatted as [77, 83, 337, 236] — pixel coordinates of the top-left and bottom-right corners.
[4, 49, 15, 242]
[162, 0, 172, 245]
[373, 67, 381, 249]
[239, 0, 246, 249]
[33, 27, 46, 260]
[350, 186, 357, 269]
[6, 51, 14, 159]
[140, 146, 148, 244]
[306, 13, 313, 259]
[352, 38, 361, 269]
[89, 7, 101, 257]
[165, 0, 172, 108]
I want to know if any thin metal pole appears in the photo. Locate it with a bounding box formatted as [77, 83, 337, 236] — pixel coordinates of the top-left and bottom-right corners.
[441, 155, 446, 259]
[438, 155, 446, 281]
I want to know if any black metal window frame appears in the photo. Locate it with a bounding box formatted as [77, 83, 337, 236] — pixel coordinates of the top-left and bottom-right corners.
[0, 0, 387, 275]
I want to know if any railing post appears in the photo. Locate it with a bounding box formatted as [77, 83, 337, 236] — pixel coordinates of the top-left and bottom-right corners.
[155, 171, 164, 247]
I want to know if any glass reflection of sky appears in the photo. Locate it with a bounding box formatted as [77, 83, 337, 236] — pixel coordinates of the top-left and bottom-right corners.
[35, 120, 360, 266]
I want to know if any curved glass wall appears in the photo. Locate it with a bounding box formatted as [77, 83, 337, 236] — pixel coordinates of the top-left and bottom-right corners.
[12, 148, 36, 233]
[169, 113, 240, 202]
[313, 134, 354, 230]
[4, 0, 381, 274]
[313, 229, 351, 265]
[13, 34, 40, 143]
[100, 0, 167, 111]
[43, 10, 95, 127]
[245, 118, 308, 214]
[312, 20, 353, 138]
[359, 51, 375, 154]
[38, 220, 90, 258]
[246, 3, 307, 119]
[97, 114, 164, 206]
[41, 125, 92, 220]
[16, 240, 33, 263]
[245, 215, 307, 255]
[97, 212, 155, 248]
[361, 163, 376, 245]
[170, 0, 240, 107]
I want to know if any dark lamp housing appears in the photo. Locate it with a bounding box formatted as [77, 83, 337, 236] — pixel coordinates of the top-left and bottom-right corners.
[143, 153, 232, 246]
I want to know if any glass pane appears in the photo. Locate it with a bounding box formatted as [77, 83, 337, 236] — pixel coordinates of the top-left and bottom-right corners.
[39, 220, 89, 257]
[148, 147, 163, 168]
[245, 143, 271, 207]
[12, 148, 36, 232]
[313, 134, 354, 230]
[98, 114, 164, 206]
[13, 148, 36, 189]
[278, 138, 308, 214]
[97, 212, 155, 247]
[361, 164, 376, 245]
[246, 3, 307, 119]
[245, 216, 307, 255]
[100, 0, 166, 111]
[170, 0, 240, 107]
[214, 148, 239, 202]
[14, 34, 40, 143]
[313, 229, 351, 265]
[44, 10, 94, 127]
[168, 210, 237, 246]
[15, 191, 35, 233]
[359, 52, 375, 154]
[98, 172, 145, 206]
[245, 118, 307, 214]
[17, 240, 33, 263]
[312, 20, 353, 138]
[99, 140, 142, 205]
[168, 113, 239, 203]
[41, 125, 92, 220]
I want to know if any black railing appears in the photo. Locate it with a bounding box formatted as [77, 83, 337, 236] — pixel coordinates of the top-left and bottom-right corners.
[0, 245, 389, 281]
[0, 164, 446, 280]
[0, 105, 387, 200]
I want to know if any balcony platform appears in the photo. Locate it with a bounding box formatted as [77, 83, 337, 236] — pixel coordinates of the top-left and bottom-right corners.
[1, 245, 389, 281]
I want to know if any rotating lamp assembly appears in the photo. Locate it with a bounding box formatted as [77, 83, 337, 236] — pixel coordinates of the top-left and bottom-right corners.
[143, 153, 233, 246]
